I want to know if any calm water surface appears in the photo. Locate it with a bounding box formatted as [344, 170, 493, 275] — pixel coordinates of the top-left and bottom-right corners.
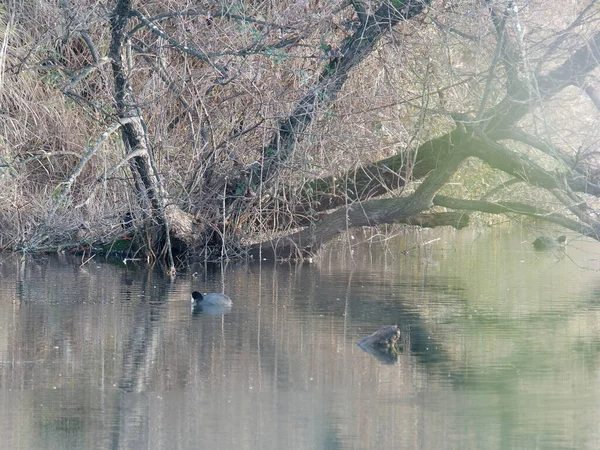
[1, 228, 600, 449]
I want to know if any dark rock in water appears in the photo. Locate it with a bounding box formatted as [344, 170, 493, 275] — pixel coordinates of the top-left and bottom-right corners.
[358, 325, 402, 363]
[532, 235, 566, 250]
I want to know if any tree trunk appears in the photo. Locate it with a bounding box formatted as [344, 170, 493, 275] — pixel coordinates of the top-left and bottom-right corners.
[109, 0, 198, 265]
[250, 148, 468, 259]
[229, 0, 432, 195]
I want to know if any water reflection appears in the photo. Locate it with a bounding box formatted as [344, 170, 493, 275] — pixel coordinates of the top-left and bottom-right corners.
[191, 303, 232, 316]
[1, 228, 600, 449]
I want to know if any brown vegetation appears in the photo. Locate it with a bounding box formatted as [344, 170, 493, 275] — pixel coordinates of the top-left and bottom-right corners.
[0, 0, 599, 265]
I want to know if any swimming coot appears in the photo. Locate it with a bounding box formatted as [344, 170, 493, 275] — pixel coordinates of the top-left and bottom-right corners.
[191, 291, 232, 307]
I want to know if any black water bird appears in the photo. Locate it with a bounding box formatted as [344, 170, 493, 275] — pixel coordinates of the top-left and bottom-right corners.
[191, 291, 232, 307]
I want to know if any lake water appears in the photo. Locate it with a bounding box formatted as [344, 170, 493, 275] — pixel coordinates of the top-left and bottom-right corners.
[1, 227, 600, 449]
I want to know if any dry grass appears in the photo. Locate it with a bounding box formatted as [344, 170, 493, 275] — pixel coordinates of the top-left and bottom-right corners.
[0, 1, 597, 255]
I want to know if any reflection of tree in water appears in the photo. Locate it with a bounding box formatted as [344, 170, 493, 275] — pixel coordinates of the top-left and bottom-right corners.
[110, 269, 172, 450]
[2, 250, 467, 448]
[0, 255, 156, 448]
[13, 241, 598, 448]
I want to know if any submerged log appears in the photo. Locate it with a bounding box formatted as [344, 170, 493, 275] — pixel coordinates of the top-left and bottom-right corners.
[357, 325, 402, 363]
[358, 325, 401, 348]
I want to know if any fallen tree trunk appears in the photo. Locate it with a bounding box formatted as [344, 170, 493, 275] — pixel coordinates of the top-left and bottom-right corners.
[250, 148, 468, 258]
[283, 31, 600, 223]
[246, 27, 600, 258]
